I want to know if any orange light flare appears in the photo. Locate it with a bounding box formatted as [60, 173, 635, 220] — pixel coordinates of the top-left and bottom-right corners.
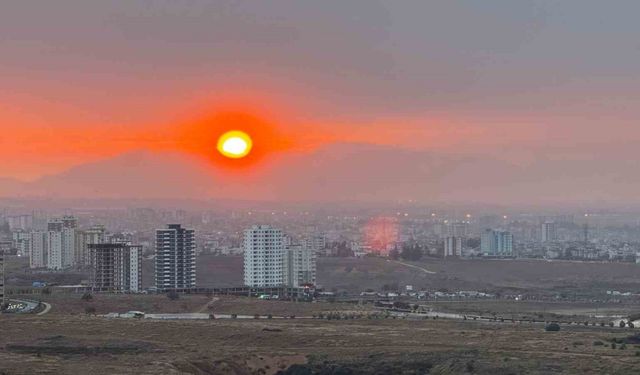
[173, 110, 293, 170]
[362, 216, 400, 256]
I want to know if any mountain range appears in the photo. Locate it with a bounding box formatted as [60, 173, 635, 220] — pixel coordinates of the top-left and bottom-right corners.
[1, 143, 638, 207]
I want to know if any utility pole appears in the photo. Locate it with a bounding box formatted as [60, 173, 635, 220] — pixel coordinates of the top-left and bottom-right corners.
[0, 247, 5, 309]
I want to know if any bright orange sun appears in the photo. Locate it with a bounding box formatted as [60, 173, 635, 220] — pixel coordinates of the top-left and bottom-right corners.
[217, 130, 253, 159]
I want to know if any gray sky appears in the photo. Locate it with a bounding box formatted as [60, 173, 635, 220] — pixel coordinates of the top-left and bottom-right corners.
[1, 1, 640, 203]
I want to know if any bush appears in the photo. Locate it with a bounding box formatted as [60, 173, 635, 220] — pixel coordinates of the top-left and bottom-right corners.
[620, 321, 627, 328]
[612, 343, 617, 349]
[231, 314, 238, 319]
[167, 291, 180, 301]
[85, 306, 96, 315]
[545, 323, 561, 332]
[81, 292, 93, 302]
[267, 314, 273, 319]
[593, 341, 604, 346]
[254, 314, 260, 319]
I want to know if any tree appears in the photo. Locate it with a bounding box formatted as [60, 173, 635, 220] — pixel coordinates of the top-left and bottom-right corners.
[336, 241, 354, 257]
[388, 248, 400, 260]
[400, 244, 422, 261]
[466, 238, 481, 249]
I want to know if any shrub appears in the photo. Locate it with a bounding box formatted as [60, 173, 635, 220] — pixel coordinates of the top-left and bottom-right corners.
[254, 314, 260, 320]
[231, 314, 238, 319]
[545, 323, 561, 332]
[81, 292, 93, 302]
[85, 306, 97, 315]
[609, 322, 615, 328]
[612, 343, 617, 349]
[620, 321, 627, 328]
[267, 314, 273, 319]
[593, 341, 604, 346]
[167, 291, 180, 301]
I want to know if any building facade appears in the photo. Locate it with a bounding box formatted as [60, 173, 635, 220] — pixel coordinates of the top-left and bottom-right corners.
[444, 236, 463, 257]
[481, 229, 513, 256]
[243, 225, 285, 287]
[46, 217, 77, 270]
[541, 221, 557, 243]
[12, 230, 31, 257]
[155, 224, 196, 290]
[284, 243, 317, 287]
[88, 243, 142, 292]
[76, 225, 107, 267]
[29, 231, 48, 269]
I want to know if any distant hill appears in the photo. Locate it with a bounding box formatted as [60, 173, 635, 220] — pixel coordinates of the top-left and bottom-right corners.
[1, 143, 640, 206]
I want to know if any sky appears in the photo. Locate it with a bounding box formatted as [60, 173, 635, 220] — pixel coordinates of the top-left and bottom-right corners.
[2, 1, 640, 204]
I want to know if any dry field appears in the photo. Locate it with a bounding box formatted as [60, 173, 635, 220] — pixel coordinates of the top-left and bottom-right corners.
[8, 255, 640, 297]
[167, 255, 640, 296]
[20, 294, 372, 317]
[2, 311, 640, 374]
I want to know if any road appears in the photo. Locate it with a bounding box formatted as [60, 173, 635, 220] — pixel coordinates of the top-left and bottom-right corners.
[6, 299, 51, 315]
[391, 260, 437, 274]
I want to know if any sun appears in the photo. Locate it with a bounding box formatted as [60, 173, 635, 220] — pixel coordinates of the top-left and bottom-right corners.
[217, 130, 253, 159]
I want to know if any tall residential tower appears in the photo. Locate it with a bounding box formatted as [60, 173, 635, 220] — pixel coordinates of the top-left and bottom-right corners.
[155, 224, 196, 290]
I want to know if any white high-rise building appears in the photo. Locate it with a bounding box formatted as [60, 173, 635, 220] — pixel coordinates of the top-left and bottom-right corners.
[29, 231, 48, 269]
[541, 222, 557, 243]
[444, 236, 463, 257]
[47, 231, 63, 270]
[284, 243, 317, 287]
[243, 225, 285, 287]
[45, 217, 77, 270]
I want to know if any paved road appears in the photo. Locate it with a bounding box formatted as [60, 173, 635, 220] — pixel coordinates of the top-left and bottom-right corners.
[37, 301, 52, 315]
